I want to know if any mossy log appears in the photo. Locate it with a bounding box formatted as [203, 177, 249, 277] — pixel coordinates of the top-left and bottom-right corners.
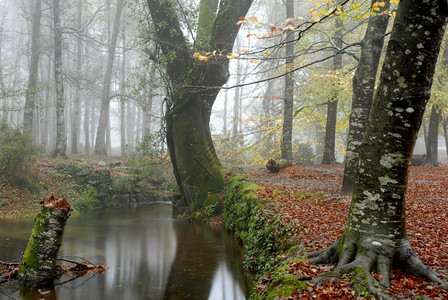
[18, 194, 71, 288]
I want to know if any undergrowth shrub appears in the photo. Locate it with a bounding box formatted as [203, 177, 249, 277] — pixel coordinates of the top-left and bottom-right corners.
[295, 142, 315, 165]
[126, 132, 174, 196]
[0, 122, 39, 188]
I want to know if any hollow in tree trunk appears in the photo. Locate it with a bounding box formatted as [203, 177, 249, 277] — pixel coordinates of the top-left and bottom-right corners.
[309, 0, 448, 295]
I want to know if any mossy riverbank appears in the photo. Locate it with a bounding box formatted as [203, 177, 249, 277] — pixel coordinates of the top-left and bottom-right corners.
[221, 175, 309, 299]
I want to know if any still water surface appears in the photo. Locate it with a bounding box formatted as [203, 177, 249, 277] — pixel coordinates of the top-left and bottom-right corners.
[0, 204, 251, 299]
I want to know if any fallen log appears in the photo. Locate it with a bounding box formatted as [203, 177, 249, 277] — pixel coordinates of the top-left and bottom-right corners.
[18, 194, 71, 288]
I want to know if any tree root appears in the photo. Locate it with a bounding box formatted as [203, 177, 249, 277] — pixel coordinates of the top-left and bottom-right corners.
[307, 238, 448, 298]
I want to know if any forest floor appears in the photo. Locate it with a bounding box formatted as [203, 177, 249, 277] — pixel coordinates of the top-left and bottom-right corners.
[242, 164, 448, 299]
[1, 159, 448, 298]
[0, 156, 126, 218]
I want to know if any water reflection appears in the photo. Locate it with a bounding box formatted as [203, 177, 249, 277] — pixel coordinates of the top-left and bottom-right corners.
[0, 204, 250, 299]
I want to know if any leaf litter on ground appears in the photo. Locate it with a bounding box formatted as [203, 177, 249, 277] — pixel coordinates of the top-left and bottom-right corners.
[244, 164, 448, 299]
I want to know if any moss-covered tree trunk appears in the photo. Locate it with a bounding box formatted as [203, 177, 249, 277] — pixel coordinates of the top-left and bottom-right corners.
[18, 194, 71, 288]
[146, 0, 253, 208]
[309, 0, 447, 293]
[341, 0, 390, 193]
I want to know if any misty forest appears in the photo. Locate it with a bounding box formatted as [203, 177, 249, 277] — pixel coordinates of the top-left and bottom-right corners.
[0, 0, 448, 299]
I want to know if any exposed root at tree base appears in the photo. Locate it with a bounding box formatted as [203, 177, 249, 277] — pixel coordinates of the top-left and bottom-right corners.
[307, 238, 448, 298]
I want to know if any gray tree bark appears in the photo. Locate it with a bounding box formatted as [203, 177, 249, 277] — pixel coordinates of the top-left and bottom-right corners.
[342, 0, 390, 193]
[120, 27, 126, 157]
[423, 105, 440, 166]
[310, 0, 448, 291]
[71, 0, 83, 155]
[23, 0, 42, 135]
[53, 0, 66, 158]
[94, 0, 124, 155]
[321, 18, 343, 165]
[280, 0, 294, 161]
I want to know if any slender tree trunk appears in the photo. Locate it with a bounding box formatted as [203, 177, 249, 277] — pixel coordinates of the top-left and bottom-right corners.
[342, 0, 390, 192]
[223, 86, 228, 136]
[423, 105, 440, 166]
[94, 0, 124, 155]
[281, 0, 294, 161]
[442, 115, 448, 160]
[310, 0, 447, 290]
[23, 0, 42, 135]
[53, 0, 66, 158]
[120, 31, 126, 156]
[232, 49, 241, 140]
[71, 0, 82, 155]
[321, 18, 343, 165]
[126, 100, 134, 150]
[0, 0, 7, 123]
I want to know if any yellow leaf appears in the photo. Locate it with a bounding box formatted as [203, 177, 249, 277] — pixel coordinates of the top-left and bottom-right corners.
[372, 1, 379, 8]
[263, 52, 271, 56]
[227, 53, 239, 59]
[239, 48, 249, 53]
[310, 7, 315, 13]
[349, 3, 360, 10]
[392, 11, 396, 17]
[249, 59, 259, 64]
[316, 2, 322, 7]
[340, 12, 347, 19]
[236, 20, 247, 25]
[286, 25, 295, 31]
[248, 16, 258, 23]
[379, 1, 386, 6]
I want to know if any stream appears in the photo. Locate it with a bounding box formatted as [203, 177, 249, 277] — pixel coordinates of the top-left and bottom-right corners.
[0, 203, 252, 299]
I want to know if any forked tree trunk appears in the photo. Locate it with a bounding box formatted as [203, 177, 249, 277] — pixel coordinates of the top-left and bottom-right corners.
[18, 194, 71, 288]
[309, 0, 447, 293]
[94, 0, 124, 155]
[342, 0, 390, 193]
[147, 0, 253, 208]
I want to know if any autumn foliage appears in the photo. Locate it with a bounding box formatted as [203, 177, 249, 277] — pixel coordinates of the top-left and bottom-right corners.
[246, 164, 448, 299]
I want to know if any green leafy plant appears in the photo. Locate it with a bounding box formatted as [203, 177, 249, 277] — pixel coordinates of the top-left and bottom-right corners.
[0, 122, 39, 188]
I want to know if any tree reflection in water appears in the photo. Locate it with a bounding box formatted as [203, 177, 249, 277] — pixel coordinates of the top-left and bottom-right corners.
[0, 204, 251, 299]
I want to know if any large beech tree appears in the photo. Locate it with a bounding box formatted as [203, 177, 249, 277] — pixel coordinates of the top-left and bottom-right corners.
[146, 0, 253, 208]
[309, 0, 447, 293]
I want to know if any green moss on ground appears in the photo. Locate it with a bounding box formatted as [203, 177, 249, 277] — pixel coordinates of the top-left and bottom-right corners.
[222, 175, 307, 299]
